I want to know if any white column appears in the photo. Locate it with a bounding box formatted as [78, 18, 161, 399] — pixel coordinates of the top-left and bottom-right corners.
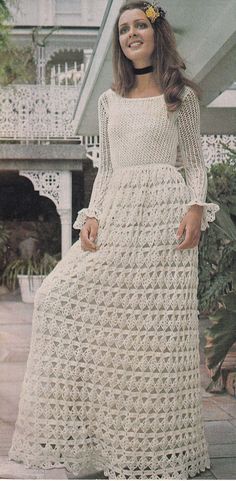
[19, 170, 72, 258]
[83, 48, 93, 71]
[36, 46, 46, 85]
[57, 172, 72, 256]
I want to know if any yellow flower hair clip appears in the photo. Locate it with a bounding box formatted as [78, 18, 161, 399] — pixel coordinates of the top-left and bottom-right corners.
[143, 2, 166, 23]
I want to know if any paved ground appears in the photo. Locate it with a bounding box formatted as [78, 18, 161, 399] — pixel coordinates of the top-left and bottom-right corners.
[0, 294, 235, 480]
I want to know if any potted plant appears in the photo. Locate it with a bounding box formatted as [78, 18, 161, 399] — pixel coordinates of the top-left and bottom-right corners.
[2, 252, 60, 303]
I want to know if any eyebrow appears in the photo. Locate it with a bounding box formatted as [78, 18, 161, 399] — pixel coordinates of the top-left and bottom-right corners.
[119, 18, 146, 27]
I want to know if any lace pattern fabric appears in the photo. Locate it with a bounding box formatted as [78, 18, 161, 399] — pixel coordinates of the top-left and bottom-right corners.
[73, 92, 113, 230]
[176, 87, 219, 230]
[8, 85, 216, 479]
[73, 86, 219, 231]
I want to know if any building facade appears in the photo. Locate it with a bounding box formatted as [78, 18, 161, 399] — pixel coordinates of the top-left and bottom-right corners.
[0, 0, 108, 257]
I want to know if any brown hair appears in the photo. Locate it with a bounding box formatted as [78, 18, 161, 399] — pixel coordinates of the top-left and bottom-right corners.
[111, 0, 202, 112]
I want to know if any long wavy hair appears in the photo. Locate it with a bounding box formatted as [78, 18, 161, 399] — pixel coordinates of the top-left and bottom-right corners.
[111, 1, 202, 112]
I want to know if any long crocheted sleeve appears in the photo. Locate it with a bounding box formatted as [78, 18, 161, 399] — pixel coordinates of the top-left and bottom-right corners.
[73, 92, 113, 230]
[177, 87, 220, 231]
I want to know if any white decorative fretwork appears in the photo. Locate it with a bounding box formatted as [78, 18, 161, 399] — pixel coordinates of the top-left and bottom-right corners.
[202, 134, 236, 168]
[86, 145, 100, 168]
[84, 135, 236, 170]
[0, 85, 80, 140]
[20, 171, 61, 207]
[19, 170, 72, 257]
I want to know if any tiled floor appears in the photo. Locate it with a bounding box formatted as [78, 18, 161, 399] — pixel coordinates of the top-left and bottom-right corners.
[0, 297, 235, 480]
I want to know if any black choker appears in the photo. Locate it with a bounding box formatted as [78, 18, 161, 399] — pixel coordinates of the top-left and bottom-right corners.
[133, 65, 154, 75]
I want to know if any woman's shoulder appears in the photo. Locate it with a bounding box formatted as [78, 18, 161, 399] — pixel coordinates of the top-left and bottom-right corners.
[179, 84, 198, 101]
[97, 89, 114, 112]
[171, 85, 200, 123]
[98, 88, 113, 103]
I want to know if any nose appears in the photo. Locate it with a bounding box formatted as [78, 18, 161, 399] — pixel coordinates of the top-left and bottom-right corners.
[128, 26, 137, 38]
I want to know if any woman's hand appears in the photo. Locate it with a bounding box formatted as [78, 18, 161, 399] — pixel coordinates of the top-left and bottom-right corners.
[80, 217, 100, 252]
[175, 205, 203, 250]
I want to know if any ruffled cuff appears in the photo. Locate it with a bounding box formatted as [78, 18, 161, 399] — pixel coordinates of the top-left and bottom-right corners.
[185, 200, 220, 231]
[73, 207, 101, 230]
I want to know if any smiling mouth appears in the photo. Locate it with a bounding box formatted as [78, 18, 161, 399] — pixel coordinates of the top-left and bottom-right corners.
[129, 41, 143, 48]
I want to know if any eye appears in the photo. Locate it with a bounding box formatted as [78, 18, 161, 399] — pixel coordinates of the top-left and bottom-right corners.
[119, 21, 148, 35]
[137, 22, 147, 28]
[119, 26, 128, 34]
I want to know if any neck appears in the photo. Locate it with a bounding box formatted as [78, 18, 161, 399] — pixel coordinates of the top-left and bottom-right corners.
[133, 71, 160, 92]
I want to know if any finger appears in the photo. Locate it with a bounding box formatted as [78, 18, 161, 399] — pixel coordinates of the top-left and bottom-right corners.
[89, 227, 98, 243]
[176, 221, 186, 239]
[81, 228, 95, 249]
[81, 226, 89, 241]
[176, 230, 193, 250]
[81, 226, 99, 252]
[81, 236, 95, 251]
[87, 234, 98, 249]
[86, 237, 101, 251]
[86, 239, 97, 251]
[81, 244, 97, 252]
[176, 236, 198, 250]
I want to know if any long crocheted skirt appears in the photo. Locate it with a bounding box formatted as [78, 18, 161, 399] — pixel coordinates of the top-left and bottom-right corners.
[8, 163, 211, 479]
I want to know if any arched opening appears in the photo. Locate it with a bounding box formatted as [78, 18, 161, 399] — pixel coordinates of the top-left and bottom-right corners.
[46, 48, 84, 85]
[0, 171, 61, 268]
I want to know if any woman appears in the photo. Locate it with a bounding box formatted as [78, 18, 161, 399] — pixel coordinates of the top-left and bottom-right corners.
[9, 1, 220, 479]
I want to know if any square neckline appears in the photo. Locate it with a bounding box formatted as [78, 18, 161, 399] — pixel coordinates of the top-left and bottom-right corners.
[109, 88, 164, 100]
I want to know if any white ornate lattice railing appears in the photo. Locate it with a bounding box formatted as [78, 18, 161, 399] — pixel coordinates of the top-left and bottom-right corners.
[201, 134, 235, 168]
[0, 84, 235, 166]
[88, 135, 236, 169]
[0, 85, 80, 140]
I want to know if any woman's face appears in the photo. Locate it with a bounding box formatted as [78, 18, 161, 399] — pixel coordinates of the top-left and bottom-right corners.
[118, 8, 155, 67]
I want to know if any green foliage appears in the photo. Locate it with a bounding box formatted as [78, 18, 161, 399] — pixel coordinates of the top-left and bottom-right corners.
[0, 0, 10, 50]
[0, 222, 10, 282]
[30, 221, 61, 257]
[0, 14, 59, 85]
[198, 144, 236, 312]
[207, 143, 236, 213]
[0, 1, 61, 86]
[0, 1, 36, 85]
[198, 229, 235, 313]
[0, 219, 61, 291]
[0, 0, 10, 15]
[0, 44, 36, 85]
[2, 252, 60, 291]
[198, 143, 236, 389]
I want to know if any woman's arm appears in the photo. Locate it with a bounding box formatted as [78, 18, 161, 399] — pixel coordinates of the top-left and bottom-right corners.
[73, 91, 113, 230]
[176, 86, 220, 232]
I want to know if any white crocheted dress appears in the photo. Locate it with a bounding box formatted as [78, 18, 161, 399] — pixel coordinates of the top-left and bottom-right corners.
[9, 85, 219, 479]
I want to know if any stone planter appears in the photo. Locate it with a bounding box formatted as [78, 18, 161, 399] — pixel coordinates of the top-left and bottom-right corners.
[17, 274, 46, 303]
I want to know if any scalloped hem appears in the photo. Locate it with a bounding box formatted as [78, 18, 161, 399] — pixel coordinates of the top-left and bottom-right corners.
[8, 455, 211, 480]
[73, 208, 100, 230]
[103, 460, 212, 480]
[184, 200, 220, 231]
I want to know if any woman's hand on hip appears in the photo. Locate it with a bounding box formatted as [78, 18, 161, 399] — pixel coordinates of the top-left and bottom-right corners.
[175, 205, 203, 250]
[80, 217, 100, 252]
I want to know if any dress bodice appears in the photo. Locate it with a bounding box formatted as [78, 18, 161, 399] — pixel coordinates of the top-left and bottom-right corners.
[107, 89, 178, 170]
[73, 85, 220, 232]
